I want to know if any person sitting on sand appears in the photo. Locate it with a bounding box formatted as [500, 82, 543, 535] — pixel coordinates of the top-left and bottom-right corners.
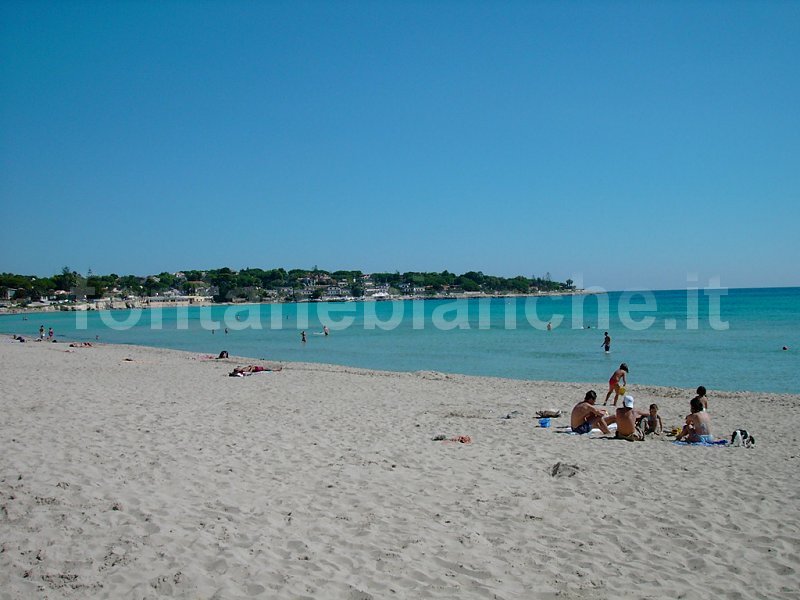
[615, 395, 649, 441]
[676, 397, 713, 443]
[637, 403, 663, 435]
[693, 385, 708, 411]
[603, 363, 629, 406]
[229, 365, 283, 377]
[217, 350, 229, 359]
[571, 390, 616, 435]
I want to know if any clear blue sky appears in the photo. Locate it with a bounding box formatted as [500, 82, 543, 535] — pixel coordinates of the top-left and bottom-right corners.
[1, 1, 798, 291]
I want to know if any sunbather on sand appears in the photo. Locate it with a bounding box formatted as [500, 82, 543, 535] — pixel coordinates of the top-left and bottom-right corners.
[571, 390, 615, 434]
[615, 395, 649, 441]
[676, 397, 713, 443]
[229, 365, 283, 377]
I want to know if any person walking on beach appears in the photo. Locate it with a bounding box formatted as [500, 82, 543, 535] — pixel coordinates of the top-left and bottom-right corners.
[601, 331, 611, 353]
[48, 327, 54, 340]
[604, 363, 629, 406]
[39, 325, 45, 340]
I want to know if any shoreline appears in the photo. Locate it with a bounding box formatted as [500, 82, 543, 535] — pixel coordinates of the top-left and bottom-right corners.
[1, 340, 798, 598]
[1, 287, 796, 396]
[4, 334, 798, 396]
[3, 335, 800, 404]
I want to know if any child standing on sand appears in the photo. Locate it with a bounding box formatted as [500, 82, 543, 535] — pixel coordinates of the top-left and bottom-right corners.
[603, 363, 628, 406]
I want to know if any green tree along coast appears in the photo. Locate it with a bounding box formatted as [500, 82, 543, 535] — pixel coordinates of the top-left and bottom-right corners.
[0, 267, 574, 306]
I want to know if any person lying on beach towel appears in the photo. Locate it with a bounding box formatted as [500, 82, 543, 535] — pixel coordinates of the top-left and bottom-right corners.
[432, 435, 472, 444]
[69, 342, 93, 348]
[229, 365, 283, 377]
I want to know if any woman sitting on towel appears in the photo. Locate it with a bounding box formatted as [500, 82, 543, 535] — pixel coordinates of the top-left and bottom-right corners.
[676, 397, 713, 443]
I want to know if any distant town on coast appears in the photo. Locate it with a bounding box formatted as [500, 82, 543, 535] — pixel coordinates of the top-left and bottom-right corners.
[0, 267, 579, 311]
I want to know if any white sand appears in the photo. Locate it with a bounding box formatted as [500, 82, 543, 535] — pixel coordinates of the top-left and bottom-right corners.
[1, 340, 799, 599]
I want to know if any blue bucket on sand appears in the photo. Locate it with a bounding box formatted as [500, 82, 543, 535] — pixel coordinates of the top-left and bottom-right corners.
[538, 418, 551, 428]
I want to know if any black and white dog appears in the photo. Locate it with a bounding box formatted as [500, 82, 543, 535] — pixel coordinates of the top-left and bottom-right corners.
[730, 429, 755, 447]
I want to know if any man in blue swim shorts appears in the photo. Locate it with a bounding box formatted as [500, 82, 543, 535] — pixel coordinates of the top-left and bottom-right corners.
[571, 390, 615, 435]
[572, 421, 593, 435]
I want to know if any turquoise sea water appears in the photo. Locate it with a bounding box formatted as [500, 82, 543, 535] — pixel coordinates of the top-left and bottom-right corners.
[2, 288, 798, 393]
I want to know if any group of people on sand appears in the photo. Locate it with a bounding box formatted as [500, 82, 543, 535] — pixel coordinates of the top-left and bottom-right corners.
[584, 335, 717, 443]
[12, 325, 56, 343]
[572, 367, 713, 442]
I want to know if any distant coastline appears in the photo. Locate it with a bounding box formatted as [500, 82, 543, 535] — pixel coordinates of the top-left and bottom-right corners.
[0, 267, 581, 312]
[0, 289, 598, 315]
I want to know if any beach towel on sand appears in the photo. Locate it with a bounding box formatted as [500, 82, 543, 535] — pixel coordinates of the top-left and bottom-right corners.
[672, 440, 728, 447]
[561, 423, 617, 435]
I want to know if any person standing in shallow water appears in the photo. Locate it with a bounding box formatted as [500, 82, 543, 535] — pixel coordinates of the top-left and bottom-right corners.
[602, 331, 611, 353]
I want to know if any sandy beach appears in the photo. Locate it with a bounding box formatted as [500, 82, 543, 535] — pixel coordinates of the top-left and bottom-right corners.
[1, 340, 798, 599]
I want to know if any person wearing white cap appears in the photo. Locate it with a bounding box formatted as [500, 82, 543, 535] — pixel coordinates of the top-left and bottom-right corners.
[614, 395, 649, 441]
